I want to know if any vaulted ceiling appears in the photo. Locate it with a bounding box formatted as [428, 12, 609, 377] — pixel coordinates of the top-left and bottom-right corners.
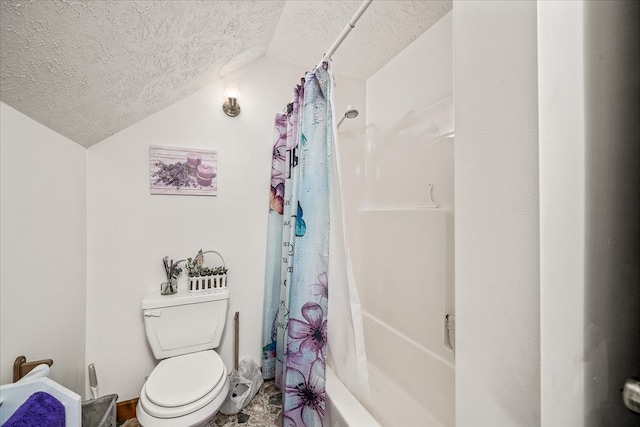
[1, 1, 451, 147]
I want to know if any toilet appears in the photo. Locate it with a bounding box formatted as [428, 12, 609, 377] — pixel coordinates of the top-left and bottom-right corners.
[136, 287, 230, 427]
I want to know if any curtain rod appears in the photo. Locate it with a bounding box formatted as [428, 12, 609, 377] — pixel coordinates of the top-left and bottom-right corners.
[316, 0, 373, 69]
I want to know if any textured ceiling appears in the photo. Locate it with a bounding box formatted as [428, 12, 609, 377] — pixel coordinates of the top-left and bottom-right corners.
[268, 1, 451, 80]
[0, 1, 451, 147]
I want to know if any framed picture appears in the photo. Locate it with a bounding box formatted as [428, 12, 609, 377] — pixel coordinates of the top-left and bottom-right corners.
[149, 145, 217, 196]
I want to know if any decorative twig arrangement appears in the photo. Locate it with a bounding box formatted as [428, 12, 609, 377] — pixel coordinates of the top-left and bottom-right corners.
[162, 256, 184, 281]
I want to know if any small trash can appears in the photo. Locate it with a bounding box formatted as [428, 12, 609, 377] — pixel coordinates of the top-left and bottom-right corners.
[82, 394, 118, 427]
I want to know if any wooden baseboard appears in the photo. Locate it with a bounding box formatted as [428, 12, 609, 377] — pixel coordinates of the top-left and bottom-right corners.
[116, 398, 139, 423]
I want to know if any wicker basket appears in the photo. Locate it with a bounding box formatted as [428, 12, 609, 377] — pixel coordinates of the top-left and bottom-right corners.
[188, 250, 227, 293]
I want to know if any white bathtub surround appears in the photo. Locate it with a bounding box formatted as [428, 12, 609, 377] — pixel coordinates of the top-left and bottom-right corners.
[328, 103, 373, 413]
[356, 96, 457, 423]
[351, 10, 455, 426]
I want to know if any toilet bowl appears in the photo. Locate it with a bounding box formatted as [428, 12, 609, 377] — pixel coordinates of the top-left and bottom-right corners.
[136, 350, 229, 427]
[137, 288, 231, 427]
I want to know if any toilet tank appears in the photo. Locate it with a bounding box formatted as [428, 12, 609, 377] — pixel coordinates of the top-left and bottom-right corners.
[142, 288, 229, 359]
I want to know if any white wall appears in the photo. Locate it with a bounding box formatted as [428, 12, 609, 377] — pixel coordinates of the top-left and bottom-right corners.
[454, 1, 541, 425]
[0, 102, 87, 394]
[455, 2, 640, 425]
[85, 57, 365, 401]
[538, 1, 585, 424]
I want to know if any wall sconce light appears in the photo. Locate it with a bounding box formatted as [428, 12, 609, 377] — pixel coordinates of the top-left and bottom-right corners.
[222, 87, 241, 117]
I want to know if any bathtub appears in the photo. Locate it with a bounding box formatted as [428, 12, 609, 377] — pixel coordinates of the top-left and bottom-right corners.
[0, 377, 81, 426]
[337, 92, 456, 426]
[325, 366, 381, 427]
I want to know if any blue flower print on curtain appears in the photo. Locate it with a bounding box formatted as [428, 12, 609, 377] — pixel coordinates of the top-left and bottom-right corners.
[296, 202, 307, 237]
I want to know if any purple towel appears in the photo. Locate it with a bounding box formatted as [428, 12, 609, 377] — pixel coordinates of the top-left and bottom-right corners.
[3, 391, 65, 427]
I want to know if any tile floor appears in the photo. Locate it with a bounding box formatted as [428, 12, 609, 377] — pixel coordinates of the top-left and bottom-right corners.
[119, 379, 282, 427]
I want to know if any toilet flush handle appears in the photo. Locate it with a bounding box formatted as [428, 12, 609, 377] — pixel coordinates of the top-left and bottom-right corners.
[144, 310, 162, 317]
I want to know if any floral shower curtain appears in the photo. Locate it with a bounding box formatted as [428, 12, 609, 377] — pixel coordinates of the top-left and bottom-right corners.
[262, 63, 333, 426]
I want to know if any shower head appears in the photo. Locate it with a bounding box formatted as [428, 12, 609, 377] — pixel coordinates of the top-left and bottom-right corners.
[337, 105, 359, 128]
[344, 109, 359, 119]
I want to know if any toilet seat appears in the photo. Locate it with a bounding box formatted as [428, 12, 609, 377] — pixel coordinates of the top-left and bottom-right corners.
[140, 350, 226, 419]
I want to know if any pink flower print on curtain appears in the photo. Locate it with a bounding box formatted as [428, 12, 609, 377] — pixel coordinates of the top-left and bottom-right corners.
[284, 360, 326, 427]
[310, 272, 329, 305]
[288, 301, 328, 364]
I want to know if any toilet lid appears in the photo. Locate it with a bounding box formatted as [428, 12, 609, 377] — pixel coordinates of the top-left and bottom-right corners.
[145, 350, 225, 408]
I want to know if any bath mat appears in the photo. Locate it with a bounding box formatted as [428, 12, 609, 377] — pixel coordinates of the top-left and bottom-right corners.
[4, 391, 65, 427]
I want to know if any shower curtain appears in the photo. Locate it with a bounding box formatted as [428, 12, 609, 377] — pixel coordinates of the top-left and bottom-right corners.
[262, 63, 371, 427]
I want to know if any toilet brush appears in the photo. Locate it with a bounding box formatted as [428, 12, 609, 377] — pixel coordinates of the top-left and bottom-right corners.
[88, 363, 99, 399]
[234, 312, 239, 371]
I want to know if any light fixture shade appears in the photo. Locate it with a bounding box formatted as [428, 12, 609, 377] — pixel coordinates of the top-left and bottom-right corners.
[225, 86, 239, 99]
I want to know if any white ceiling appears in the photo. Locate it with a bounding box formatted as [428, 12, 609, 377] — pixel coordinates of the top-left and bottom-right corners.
[0, 0, 451, 147]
